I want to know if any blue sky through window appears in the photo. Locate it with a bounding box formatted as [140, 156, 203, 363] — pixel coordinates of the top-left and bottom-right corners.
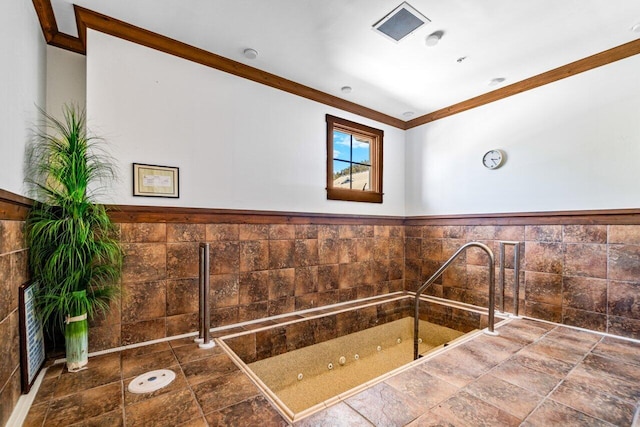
[333, 130, 370, 164]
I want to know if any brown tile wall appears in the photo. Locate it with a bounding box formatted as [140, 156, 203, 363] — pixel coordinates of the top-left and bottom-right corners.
[407, 224, 640, 340]
[225, 298, 411, 363]
[0, 220, 28, 426]
[91, 223, 405, 350]
[86, 218, 640, 352]
[416, 300, 487, 334]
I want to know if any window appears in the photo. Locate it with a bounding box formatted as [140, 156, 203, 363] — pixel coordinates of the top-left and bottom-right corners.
[326, 114, 383, 203]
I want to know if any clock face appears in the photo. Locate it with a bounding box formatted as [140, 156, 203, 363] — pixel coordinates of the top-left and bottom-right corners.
[483, 149, 504, 169]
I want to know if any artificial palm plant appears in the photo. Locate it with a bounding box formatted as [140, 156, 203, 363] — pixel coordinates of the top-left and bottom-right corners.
[25, 105, 122, 371]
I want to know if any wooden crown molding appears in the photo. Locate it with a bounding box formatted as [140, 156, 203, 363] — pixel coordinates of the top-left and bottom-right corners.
[32, 1, 640, 129]
[406, 38, 640, 128]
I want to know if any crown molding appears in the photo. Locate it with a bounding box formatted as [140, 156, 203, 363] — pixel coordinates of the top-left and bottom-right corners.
[406, 38, 640, 128]
[32, 1, 640, 129]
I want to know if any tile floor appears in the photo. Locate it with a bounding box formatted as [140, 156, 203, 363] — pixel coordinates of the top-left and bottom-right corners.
[21, 316, 640, 426]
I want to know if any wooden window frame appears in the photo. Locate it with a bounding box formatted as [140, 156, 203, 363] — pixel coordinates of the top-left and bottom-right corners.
[326, 114, 383, 203]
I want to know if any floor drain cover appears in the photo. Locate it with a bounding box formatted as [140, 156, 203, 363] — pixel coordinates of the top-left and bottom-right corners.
[128, 369, 176, 394]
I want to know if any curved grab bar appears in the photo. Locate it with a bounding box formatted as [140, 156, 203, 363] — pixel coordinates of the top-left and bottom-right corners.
[413, 241, 496, 360]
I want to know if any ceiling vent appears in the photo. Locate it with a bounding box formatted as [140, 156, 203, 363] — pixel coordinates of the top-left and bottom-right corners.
[373, 2, 430, 42]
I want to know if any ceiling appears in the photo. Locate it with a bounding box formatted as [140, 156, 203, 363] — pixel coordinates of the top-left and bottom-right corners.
[49, 0, 640, 121]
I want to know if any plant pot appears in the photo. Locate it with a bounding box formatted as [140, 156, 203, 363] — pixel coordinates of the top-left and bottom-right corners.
[65, 312, 88, 372]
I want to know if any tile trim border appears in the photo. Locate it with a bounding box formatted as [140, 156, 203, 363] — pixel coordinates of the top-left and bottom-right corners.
[1, 188, 639, 225]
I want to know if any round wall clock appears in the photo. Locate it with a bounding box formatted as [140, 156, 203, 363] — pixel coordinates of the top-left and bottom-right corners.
[482, 149, 505, 169]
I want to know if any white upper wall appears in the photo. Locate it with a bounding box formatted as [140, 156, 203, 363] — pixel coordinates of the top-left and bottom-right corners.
[46, 45, 86, 121]
[53, 27, 640, 216]
[0, 1, 46, 196]
[405, 54, 640, 216]
[85, 30, 406, 215]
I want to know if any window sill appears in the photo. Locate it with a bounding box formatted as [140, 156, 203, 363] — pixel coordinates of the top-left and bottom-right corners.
[327, 188, 383, 203]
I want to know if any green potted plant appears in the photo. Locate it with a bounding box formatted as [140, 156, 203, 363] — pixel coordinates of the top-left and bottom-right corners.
[25, 104, 122, 372]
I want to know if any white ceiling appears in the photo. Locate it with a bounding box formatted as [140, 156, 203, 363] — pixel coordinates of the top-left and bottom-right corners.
[50, 0, 640, 120]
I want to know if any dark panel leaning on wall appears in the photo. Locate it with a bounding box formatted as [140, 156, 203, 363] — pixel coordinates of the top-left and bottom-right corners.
[0, 190, 30, 426]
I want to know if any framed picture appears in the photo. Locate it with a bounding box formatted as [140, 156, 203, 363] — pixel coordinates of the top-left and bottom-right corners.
[133, 163, 180, 198]
[19, 281, 46, 394]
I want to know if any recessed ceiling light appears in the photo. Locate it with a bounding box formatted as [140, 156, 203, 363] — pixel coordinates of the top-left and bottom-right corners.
[341, 86, 352, 94]
[243, 48, 258, 59]
[403, 111, 415, 118]
[632, 23, 640, 33]
[425, 31, 444, 47]
[489, 77, 506, 87]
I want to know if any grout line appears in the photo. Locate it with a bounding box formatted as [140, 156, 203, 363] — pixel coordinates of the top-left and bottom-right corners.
[522, 335, 613, 426]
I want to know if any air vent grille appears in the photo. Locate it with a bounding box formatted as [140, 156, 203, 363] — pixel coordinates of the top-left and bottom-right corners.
[373, 2, 430, 42]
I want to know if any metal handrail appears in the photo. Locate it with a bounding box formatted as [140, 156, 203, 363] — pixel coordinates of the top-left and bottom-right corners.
[195, 243, 215, 349]
[413, 241, 496, 360]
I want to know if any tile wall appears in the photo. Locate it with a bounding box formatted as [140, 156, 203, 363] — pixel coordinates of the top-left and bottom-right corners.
[90, 223, 405, 351]
[0, 220, 28, 426]
[405, 224, 640, 340]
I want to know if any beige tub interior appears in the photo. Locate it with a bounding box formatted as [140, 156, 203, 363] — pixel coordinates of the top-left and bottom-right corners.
[247, 317, 471, 414]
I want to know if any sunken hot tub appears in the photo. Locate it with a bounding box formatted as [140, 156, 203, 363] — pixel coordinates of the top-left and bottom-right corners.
[218, 293, 503, 422]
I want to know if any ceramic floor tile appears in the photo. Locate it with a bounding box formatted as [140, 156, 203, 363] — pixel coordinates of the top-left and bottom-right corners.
[125, 387, 201, 427]
[405, 410, 460, 427]
[21, 402, 48, 427]
[511, 347, 576, 379]
[32, 375, 57, 404]
[294, 402, 374, 426]
[191, 370, 260, 414]
[53, 352, 121, 398]
[566, 364, 640, 403]
[176, 416, 209, 427]
[45, 381, 122, 427]
[204, 395, 288, 427]
[181, 352, 239, 386]
[580, 353, 640, 384]
[591, 336, 640, 366]
[491, 358, 561, 396]
[122, 349, 178, 378]
[544, 327, 601, 348]
[169, 336, 199, 348]
[524, 338, 590, 365]
[522, 399, 614, 427]
[74, 408, 124, 427]
[464, 374, 543, 419]
[344, 382, 427, 426]
[44, 362, 64, 379]
[497, 320, 552, 343]
[492, 327, 543, 346]
[171, 341, 226, 364]
[421, 345, 497, 387]
[551, 381, 635, 426]
[121, 341, 172, 357]
[463, 333, 525, 361]
[385, 366, 459, 409]
[18, 312, 640, 427]
[428, 390, 521, 427]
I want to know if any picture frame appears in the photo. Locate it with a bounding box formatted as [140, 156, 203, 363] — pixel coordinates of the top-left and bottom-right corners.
[19, 281, 46, 394]
[133, 163, 180, 198]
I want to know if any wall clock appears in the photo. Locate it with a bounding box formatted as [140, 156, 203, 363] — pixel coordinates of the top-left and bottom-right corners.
[482, 149, 505, 169]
